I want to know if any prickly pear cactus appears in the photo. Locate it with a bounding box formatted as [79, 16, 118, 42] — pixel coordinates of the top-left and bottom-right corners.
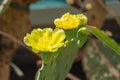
[24, 12, 120, 80]
[55, 41, 78, 80]
[36, 41, 79, 80]
[83, 40, 120, 80]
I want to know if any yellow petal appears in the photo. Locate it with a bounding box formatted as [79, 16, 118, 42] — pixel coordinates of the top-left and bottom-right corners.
[51, 28, 66, 45]
[31, 28, 43, 42]
[24, 34, 35, 46]
[24, 28, 66, 53]
[54, 12, 88, 30]
[43, 28, 53, 38]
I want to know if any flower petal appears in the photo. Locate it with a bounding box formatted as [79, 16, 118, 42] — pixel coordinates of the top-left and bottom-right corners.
[54, 12, 87, 30]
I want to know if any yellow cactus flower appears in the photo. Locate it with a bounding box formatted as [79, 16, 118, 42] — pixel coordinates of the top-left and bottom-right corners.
[54, 12, 87, 30]
[24, 28, 66, 53]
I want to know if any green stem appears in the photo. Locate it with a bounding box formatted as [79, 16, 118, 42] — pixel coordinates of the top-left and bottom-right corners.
[37, 53, 57, 80]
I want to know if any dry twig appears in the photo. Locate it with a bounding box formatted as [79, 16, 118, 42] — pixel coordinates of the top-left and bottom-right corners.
[0, 0, 12, 18]
[67, 73, 81, 80]
[97, 0, 120, 27]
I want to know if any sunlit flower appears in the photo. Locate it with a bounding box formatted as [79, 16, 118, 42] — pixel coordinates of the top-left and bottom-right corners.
[54, 12, 87, 30]
[24, 28, 66, 53]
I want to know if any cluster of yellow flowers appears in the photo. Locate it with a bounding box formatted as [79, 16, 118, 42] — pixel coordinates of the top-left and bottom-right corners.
[24, 12, 87, 53]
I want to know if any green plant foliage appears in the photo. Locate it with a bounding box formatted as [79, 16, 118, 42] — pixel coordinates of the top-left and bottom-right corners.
[36, 52, 57, 80]
[36, 41, 79, 80]
[97, 42, 120, 73]
[83, 41, 120, 80]
[35, 26, 120, 80]
[77, 27, 89, 47]
[55, 41, 78, 80]
[65, 28, 78, 41]
[35, 28, 89, 80]
[53, 27, 88, 80]
[87, 27, 120, 55]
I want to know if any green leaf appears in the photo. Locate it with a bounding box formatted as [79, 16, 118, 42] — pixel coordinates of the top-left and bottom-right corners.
[77, 27, 88, 47]
[36, 61, 56, 80]
[83, 40, 120, 80]
[87, 26, 120, 55]
[36, 52, 57, 80]
[36, 42, 79, 80]
[55, 41, 78, 80]
[65, 28, 78, 41]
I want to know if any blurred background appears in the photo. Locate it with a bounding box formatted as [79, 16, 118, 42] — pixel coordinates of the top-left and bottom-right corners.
[0, 0, 120, 80]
